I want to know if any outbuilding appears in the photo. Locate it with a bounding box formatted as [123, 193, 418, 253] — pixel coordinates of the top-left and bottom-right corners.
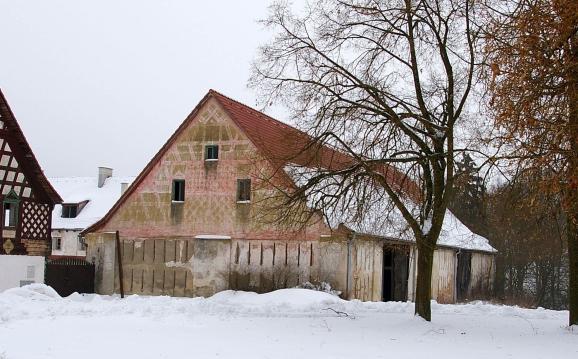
[83, 90, 495, 302]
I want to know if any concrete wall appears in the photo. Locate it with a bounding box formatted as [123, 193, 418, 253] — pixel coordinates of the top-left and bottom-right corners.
[51, 229, 86, 257]
[0, 255, 45, 291]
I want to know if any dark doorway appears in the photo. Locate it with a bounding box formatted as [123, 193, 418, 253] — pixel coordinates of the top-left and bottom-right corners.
[45, 258, 95, 297]
[383, 250, 394, 301]
[456, 251, 472, 301]
[382, 247, 410, 301]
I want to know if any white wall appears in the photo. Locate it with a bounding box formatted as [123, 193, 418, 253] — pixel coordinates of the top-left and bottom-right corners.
[51, 229, 86, 257]
[0, 255, 45, 291]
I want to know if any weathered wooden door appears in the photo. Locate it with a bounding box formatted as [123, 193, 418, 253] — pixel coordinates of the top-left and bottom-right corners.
[456, 251, 471, 302]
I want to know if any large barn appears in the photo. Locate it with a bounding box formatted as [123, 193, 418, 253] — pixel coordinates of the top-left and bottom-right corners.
[0, 89, 62, 290]
[83, 90, 495, 302]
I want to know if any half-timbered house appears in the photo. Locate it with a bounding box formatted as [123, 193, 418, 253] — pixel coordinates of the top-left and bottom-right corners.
[83, 90, 495, 302]
[0, 89, 62, 290]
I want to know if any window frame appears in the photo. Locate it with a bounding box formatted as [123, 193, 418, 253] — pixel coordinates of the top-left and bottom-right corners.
[3, 190, 19, 229]
[61, 204, 79, 218]
[172, 179, 186, 202]
[236, 179, 251, 202]
[52, 236, 62, 251]
[205, 145, 219, 161]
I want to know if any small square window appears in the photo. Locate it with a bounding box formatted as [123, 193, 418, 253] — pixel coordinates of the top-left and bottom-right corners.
[52, 237, 62, 250]
[237, 179, 251, 202]
[205, 145, 219, 160]
[172, 179, 185, 202]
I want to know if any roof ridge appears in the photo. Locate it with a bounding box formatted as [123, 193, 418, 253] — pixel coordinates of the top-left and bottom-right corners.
[0, 88, 62, 204]
[208, 89, 301, 134]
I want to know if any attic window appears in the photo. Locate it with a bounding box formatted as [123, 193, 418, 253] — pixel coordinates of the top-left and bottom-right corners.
[237, 179, 251, 202]
[205, 145, 219, 161]
[3, 190, 19, 228]
[172, 179, 185, 202]
[62, 204, 78, 218]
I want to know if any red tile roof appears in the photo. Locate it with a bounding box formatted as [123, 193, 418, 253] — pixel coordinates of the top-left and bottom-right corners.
[0, 89, 62, 204]
[211, 90, 419, 198]
[83, 89, 418, 234]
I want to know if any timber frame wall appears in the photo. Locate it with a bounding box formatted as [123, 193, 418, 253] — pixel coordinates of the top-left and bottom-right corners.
[0, 89, 61, 256]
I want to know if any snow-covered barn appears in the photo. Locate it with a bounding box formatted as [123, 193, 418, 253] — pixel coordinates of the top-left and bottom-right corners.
[82, 90, 495, 303]
[48, 168, 135, 259]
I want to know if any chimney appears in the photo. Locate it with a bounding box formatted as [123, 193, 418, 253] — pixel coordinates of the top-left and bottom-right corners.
[98, 167, 113, 188]
[120, 182, 129, 195]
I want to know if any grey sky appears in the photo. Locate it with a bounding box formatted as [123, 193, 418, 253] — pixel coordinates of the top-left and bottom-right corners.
[0, 0, 296, 177]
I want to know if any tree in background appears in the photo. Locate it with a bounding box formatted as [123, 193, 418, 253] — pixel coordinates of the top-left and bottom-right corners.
[449, 156, 568, 309]
[484, 0, 578, 324]
[486, 175, 568, 309]
[449, 153, 488, 237]
[252, 0, 483, 321]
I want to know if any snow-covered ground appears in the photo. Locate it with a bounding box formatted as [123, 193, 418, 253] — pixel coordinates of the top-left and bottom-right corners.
[0, 285, 575, 359]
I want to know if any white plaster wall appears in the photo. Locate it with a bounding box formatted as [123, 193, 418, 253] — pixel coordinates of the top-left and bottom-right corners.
[0, 255, 45, 291]
[51, 229, 86, 257]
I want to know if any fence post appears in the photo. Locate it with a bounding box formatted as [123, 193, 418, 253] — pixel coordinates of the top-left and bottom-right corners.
[115, 230, 125, 298]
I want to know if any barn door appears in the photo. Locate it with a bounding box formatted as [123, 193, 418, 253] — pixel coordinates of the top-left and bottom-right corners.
[382, 247, 410, 301]
[393, 251, 409, 301]
[382, 249, 394, 301]
[456, 251, 471, 301]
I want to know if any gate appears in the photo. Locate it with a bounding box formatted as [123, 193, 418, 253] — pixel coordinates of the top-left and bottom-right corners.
[45, 258, 95, 297]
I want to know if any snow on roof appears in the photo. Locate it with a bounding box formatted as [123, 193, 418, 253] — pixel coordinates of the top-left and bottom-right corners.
[284, 164, 496, 253]
[345, 207, 496, 253]
[49, 176, 136, 230]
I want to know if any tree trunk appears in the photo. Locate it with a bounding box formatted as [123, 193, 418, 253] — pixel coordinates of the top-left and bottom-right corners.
[567, 210, 578, 325]
[415, 240, 435, 321]
[565, 8, 578, 326]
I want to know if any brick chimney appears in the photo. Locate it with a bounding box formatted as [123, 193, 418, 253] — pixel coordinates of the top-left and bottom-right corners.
[98, 167, 113, 188]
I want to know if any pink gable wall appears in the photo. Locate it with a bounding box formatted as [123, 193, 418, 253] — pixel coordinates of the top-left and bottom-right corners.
[98, 98, 327, 241]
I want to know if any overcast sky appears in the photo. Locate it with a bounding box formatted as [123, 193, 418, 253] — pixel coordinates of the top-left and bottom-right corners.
[0, 0, 299, 177]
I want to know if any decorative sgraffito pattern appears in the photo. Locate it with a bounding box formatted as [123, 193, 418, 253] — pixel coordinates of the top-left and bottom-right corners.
[0, 138, 34, 199]
[19, 201, 51, 240]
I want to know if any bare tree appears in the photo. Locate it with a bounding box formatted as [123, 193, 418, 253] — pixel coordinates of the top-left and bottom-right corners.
[483, 0, 578, 325]
[251, 0, 483, 321]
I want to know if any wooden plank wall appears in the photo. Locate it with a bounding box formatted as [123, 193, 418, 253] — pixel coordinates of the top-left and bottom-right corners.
[468, 252, 495, 298]
[114, 238, 195, 297]
[431, 248, 457, 304]
[407, 247, 418, 301]
[351, 240, 382, 302]
[229, 239, 319, 292]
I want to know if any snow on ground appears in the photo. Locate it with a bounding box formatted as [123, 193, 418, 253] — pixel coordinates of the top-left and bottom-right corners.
[0, 285, 575, 359]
